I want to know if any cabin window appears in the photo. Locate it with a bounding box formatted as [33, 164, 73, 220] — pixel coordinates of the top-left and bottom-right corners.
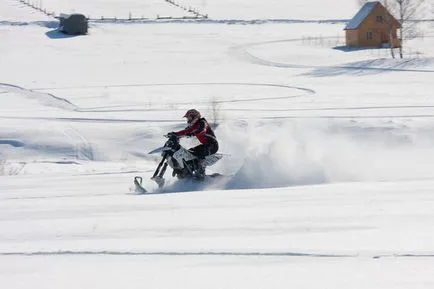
[366, 31, 373, 40]
[376, 15, 383, 22]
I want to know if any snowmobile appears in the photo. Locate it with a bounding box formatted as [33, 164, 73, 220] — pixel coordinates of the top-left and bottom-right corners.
[134, 133, 223, 193]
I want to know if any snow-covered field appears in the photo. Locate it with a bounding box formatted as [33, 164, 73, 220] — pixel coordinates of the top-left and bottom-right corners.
[1, 0, 434, 288]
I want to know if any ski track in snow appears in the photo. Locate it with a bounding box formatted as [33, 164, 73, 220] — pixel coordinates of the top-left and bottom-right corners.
[1, 250, 433, 259]
[3, 82, 434, 120]
[3, 82, 312, 113]
[56, 124, 95, 161]
[0, 83, 96, 161]
[0, 251, 353, 258]
[230, 38, 434, 73]
[0, 83, 78, 111]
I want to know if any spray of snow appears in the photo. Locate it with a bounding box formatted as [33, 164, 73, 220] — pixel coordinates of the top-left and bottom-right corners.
[214, 119, 434, 190]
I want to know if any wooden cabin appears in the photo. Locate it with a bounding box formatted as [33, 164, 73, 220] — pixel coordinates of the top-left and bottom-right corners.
[344, 1, 401, 48]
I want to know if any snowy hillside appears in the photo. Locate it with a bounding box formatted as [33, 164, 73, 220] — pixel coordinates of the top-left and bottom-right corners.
[34, 0, 193, 19]
[0, 0, 52, 21]
[179, 0, 361, 20]
[1, 0, 434, 288]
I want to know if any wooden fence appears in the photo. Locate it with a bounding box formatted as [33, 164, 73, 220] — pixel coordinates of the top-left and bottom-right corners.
[17, 0, 207, 21]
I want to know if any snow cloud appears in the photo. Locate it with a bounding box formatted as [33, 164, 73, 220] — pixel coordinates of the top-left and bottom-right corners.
[217, 119, 434, 190]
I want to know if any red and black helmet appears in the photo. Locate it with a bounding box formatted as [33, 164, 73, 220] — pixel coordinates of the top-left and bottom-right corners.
[183, 109, 201, 124]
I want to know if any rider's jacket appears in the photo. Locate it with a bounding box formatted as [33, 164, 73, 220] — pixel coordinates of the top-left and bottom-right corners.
[175, 118, 217, 145]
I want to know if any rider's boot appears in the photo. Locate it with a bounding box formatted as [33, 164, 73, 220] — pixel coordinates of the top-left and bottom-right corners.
[194, 159, 206, 180]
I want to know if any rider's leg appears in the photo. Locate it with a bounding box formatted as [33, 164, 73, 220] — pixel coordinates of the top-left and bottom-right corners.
[188, 141, 218, 158]
[188, 142, 219, 177]
[208, 141, 218, 155]
[188, 145, 208, 177]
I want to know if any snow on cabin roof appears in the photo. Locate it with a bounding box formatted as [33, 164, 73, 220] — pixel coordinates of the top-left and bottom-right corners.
[345, 1, 379, 30]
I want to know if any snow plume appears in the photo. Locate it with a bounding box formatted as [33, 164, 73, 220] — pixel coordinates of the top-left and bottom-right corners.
[217, 119, 434, 190]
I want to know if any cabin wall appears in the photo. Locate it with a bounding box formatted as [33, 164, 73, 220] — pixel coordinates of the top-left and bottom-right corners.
[345, 30, 359, 47]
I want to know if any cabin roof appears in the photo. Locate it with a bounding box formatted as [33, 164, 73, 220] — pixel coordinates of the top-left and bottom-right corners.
[345, 1, 379, 30]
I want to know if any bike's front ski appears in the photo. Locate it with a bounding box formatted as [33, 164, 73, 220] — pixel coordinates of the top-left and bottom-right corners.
[133, 176, 148, 194]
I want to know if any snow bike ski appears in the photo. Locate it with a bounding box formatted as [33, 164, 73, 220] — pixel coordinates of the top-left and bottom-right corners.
[134, 133, 223, 193]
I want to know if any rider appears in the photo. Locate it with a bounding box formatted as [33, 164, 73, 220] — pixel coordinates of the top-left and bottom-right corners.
[168, 109, 218, 177]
